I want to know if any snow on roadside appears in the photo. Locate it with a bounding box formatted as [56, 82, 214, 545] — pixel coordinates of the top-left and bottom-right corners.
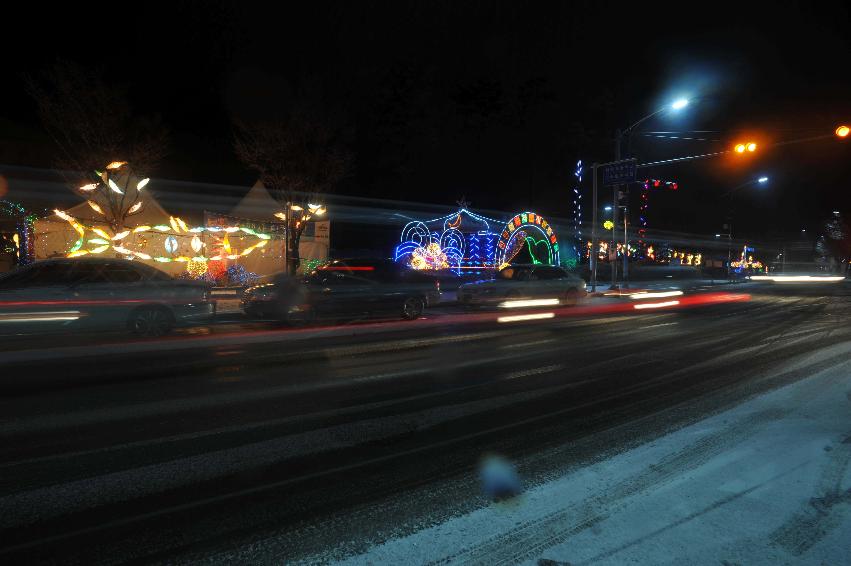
[332, 349, 851, 566]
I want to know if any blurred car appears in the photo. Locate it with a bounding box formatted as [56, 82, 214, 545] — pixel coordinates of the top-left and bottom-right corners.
[0, 258, 214, 336]
[241, 258, 440, 323]
[458, 264, 585, 306]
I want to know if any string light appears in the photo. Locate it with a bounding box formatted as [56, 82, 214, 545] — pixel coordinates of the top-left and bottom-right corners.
[128, 201, 143, 214]
[53, 211, 273, 265]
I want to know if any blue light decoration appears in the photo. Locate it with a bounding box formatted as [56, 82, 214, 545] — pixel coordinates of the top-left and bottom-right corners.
[395, 208, 502, 275]
[573, 160, 583, 259]
[496, 212, 560, 267]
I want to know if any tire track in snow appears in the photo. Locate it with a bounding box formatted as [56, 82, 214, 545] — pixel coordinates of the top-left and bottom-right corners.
[769, 433, 851, 555]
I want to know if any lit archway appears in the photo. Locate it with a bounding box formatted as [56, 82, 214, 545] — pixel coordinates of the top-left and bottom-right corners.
[496, 212, 559, 267]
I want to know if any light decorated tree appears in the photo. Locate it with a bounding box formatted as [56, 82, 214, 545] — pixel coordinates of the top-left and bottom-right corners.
[75, 161, 149, 232]
[26, 60, 167, 232]
[233, 103, 352, 275]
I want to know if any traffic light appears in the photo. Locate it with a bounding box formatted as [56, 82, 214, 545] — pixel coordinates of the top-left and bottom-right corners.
[734, 142, 757, 153]
[836, 125, 850, 138]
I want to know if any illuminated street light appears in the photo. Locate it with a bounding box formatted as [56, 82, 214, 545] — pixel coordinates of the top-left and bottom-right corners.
[734, 143, 746, 153]
[734, 142, 757, 153]
[836, 125, 850, 138]
[671, 98, 689, 110]
[604, 205, 612, 211]
[757, 176, 769, 183]
[746, 142, 757, 152]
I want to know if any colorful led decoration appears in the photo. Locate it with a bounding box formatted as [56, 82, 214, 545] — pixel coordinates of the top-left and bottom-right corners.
[395, 208, 501, 274]
[496, 212, 559, 268]
[54, 211, 271, 269]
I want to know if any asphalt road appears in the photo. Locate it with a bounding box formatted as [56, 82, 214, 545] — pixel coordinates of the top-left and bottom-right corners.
[0, 282, 849, 564]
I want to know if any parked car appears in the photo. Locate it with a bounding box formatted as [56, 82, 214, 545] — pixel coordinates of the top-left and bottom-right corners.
[0, 258, 214, 336]
[458, 264, 586, 306]
[241, 258, 440, 323]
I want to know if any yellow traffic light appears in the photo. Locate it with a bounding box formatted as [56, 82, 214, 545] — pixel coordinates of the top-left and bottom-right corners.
[836, 125, 850, 138]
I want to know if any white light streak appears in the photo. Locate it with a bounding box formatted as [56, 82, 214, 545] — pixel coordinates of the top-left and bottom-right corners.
[750, 275, 844, 283]
[633, 300, 680, 310]
[498, 298, 561, 308]
[629, 290, 684, 300]
[497, 312, 555, 323]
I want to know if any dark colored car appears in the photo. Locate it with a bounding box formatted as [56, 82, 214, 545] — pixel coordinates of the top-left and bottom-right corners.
[458, 264, 586, 306]
[0, 258, 214, 336]
[241, 258, 441, 323]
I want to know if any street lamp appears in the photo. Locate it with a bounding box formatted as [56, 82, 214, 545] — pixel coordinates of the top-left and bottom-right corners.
[836, 125, 850, 138]
[723, 176, 770, 280]
[671, 98, 689, 110]
[610, 97, 690, 289]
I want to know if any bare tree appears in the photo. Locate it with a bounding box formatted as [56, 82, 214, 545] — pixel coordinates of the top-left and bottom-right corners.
[26, 60, 168, 230]
[234, 105, 352, 274]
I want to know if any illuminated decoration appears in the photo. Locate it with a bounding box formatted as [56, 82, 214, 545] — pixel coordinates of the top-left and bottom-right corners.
[87, 201, 104, 215]
[395, 207, 501, 274]
[186, 257, 208, 278]
[164, 236, 179, 254]
[136, 178, 150, 190]
[669, 250, 703, 266]
[54, 211, 272, 266]
[127, 201, 143, 214]
[107, 178, 124, 194]
[573, 160, 583, 258]
[603, 220, 614, 231]
[105, 161, 128, 170]
[638, 179, 679, 253]
[730, 244, 764, 271]
[496, 212, 560, 268]
[410, 242, 450, 270]
[0, 200, 36, 266]
[79, 183, 98, 192]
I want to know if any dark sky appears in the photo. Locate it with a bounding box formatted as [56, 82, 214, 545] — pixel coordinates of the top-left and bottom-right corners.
[1, 0, 849, 242]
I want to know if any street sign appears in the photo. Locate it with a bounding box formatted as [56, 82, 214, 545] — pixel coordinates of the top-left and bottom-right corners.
[602, 159, 637, 186]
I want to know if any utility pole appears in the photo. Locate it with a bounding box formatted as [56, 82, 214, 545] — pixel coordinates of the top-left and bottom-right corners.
[611, 129, 621, 290]
[591, 164, 598, 292]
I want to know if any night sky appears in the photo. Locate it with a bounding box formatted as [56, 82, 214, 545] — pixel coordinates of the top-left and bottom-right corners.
[1, 0, 849, 242]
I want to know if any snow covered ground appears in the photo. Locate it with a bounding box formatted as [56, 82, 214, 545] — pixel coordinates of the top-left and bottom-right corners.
[332, 348, 851, 566]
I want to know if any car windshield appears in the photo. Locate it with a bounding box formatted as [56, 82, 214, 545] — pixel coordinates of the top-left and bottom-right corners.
[2, 4, 850, 565]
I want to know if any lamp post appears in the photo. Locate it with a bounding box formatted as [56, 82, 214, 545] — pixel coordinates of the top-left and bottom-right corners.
[723, 176, 768, 280]
[613, 98, 689, 289]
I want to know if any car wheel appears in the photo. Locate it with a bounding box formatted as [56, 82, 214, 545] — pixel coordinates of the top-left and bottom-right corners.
[128, 306, 174, 337]
[564, 288, 580, 306]
[282, 305, 315, 327]
[402, 296, 424, 320]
